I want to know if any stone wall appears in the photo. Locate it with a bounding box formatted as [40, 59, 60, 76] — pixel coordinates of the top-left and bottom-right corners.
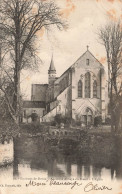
[54, 70, 72, 99]
[31, 84, 48, 101]
[71, 50, 108, 121]
[56, 85, 72, 118]
[42, 106, 57, 122]
[42, 85, 72, 122]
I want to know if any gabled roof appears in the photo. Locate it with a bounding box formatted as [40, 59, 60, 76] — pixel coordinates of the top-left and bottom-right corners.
[54, 49, 104, 84]
[32, 84, 48, 86]
[23, 101, 45, 108]
[71, 49, 104, 69]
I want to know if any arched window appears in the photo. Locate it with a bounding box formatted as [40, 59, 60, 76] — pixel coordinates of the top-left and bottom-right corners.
[85, 72, 91, 98]
[78, 80, 82, 97]
[93, 80, 97, 98]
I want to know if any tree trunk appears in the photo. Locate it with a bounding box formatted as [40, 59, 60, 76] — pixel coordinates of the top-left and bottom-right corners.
[110, 79, 114, 133]
[13, 31, 21, 124]
[13, 69, 21, 123]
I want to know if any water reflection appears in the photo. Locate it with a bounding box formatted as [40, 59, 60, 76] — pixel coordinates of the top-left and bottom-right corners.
[11, 136, 122, 180]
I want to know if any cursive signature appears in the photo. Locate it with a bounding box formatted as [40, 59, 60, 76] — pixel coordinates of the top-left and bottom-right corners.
[25, 180, 112, 192]
[84, 182, 112, 192]
[26, 180, 46, 187]
[25, 179, 82, 189]
[50, 178, 82, 189]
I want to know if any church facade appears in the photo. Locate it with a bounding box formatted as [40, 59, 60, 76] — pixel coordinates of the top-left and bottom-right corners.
[24, 48, 108, 124]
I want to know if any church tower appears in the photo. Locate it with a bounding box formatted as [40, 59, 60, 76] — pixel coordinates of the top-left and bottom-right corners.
[48, 55, 56, 85]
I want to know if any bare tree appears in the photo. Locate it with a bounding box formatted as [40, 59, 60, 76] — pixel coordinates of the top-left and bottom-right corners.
[0, 0, 65, 124]
[98, 21, 122, 131]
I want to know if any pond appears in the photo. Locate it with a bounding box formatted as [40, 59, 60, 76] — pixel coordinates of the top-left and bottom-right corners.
[0, 135, 122, 181]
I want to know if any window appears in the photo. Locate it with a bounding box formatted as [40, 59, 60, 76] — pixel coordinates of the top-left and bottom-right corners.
[93, 80, 97, 98]
[85, 72, 91, 98]
[78, 80, 82, 97]
[86, 59, 89, 66]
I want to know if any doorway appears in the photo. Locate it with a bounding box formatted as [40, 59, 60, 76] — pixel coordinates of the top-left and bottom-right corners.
[82, 108, 93, 126]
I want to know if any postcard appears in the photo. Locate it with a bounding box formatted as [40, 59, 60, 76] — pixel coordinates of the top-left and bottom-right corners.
[0, 0, 122, 194]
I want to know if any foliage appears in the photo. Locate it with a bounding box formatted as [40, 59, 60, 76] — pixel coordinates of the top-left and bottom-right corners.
[54, 114, 71, 125]
[50, 121, 57, 126]
[98, 21, 122, 131]
[0, 121, 19, 143]
[105, 117, 111, 125]
[94, 116, 102, 127]
[20, 123, 48, 135]
[75, 121, 81, 126]
[70, 118, 77, 126]
[0, 96, 20, 142]
[31, 112, 39, 122]
[0, 0, 66, 123]
[98, 21, 122, 96]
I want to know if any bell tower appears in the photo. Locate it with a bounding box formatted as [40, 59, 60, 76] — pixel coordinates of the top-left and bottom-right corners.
[48, 55, 56, 85]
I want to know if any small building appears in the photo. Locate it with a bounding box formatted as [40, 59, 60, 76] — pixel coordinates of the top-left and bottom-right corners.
[23, 101, 45, 123]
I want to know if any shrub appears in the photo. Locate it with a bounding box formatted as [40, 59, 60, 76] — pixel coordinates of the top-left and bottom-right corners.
[54, 115, 71, 125]
[20, 123, 45, 134]
[94, 116, 102, 127]
[31, 112, 39, 122]
[0, 121, 20, 143]
[54, 114, 62, 124]
[105, 117, 111, 125]
[75, 121, 81, 126]
[50, 121, 57, 126]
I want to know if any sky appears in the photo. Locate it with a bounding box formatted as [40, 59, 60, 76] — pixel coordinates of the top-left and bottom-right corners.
[21, 0, 122, 100]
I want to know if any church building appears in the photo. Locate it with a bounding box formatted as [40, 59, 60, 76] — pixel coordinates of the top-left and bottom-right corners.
[23, 47, 108, 125]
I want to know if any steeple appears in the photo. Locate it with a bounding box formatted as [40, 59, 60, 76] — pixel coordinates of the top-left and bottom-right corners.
[48, 55, 56, 72]
[48, 55, 56, 85]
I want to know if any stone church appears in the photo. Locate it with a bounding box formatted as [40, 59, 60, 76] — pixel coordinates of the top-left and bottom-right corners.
[23, 47, 108, 124]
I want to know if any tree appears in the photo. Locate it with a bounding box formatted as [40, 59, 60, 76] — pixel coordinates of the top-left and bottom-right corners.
[0, 0, 65, 124]
[98, 21, 122, 131]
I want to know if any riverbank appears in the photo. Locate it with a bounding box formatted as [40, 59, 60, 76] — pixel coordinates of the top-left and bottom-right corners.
[18, 123, 119, 153]
[0, 122, 121, 169]
[0, 122, 121, 180]
[13, 131, 122, 179]
[19, 123, 112, 136]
